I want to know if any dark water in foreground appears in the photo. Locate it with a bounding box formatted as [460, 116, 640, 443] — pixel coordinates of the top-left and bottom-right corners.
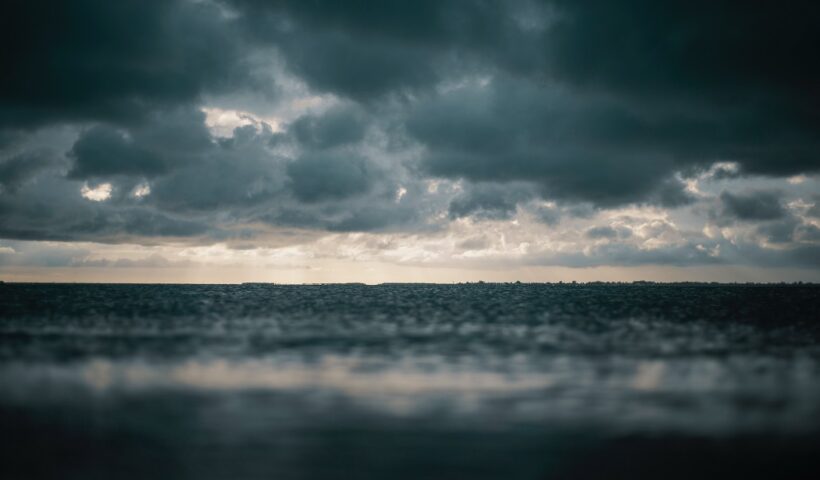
[1, 283, 819, 479]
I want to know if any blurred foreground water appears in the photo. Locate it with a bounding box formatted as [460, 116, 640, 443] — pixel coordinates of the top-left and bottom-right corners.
[1, 283, 819, 479]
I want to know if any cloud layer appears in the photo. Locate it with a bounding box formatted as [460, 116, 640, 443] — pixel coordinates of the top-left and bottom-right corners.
[1, 0, 819, 277]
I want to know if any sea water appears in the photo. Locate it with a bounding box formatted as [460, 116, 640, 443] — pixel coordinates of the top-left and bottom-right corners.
[1, 283, 819, 479]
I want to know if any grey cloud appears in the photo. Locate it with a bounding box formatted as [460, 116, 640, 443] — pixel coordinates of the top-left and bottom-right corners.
[757, 219, 800, 245]
[70, 254, 191, 269]
[0, 130, 25, 150]
[807, 196, 820, 219]
[407, 77, 694, 207]
[756, 215, 820, 246]
[530, 204, 561, 226]
[230, 0, 525, 101]
[68, 127, 168, 179]
[286, 152, 376, 203]
[1, 101, 435, 241]
[525, 238, 820, 270]
[106, 210, 210, 238]
[68, 108, 214, 180]
[543, 1, 820, 176]
[527, 242, 723, 269]
[585, 226, 618, 240]
[706, 164, 742, 182]
[0, 150, 59, 193]
[720, 190, 786, 222]
[0, 242, 92, 268]
[448, 183, 535, 220]
[273, 31, 439, 102]
[0, 173, 210, 242]
[0, 242, 192, 268]
[651, 177, 695, 208]
[150, 133, 285, 213]
[732, 243, 820, 269]
[0, 0, 260, 129]
[1, 0, 819, 274]
[259, 179, 440, 233]
[710, 189, 820, 247]
[233, 0, 820, 186]
[704, 187, 820, 253]
[457, 236, 490, 251]
[326, 202, 422, 232]
[290, 106, 367, 149]
[64, 211, 209, 240]
[795, 224, 820, 243]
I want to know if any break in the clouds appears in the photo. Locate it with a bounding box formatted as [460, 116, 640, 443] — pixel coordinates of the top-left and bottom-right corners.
[1, 0, 819, 281]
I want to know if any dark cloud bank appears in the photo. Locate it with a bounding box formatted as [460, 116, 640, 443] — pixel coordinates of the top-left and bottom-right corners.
[1, 0, 819, 268]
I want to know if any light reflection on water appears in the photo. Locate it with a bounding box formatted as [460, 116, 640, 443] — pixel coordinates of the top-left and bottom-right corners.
[3, 352, 819, 434]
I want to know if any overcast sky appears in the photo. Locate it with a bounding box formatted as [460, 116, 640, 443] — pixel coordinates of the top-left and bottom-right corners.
[1, 0, 819, 283]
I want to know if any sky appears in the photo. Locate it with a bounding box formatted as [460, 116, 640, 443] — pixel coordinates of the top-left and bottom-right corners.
[1, 0, 819, 283]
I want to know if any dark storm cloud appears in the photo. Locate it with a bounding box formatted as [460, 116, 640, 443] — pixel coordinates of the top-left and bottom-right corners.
[0, 130, 26, 150]
[448, 183, 535, 220]
[271, 31, 439, 103]
[711, 189, 820, 248]
[733, 243, 820, 269]
[58, 108, 286, 217]
[289, 106, 367, 150]
[0, 150, 59, 193]
[757, 218, 800, 245]
[406, 77, 697, 207]
[402, 66, 806, 207]
[326, 202, 421, 232]
[0, 174, 211, 242]
[719, 190, 786, 222]
[68, 128, 168, 179]
[286, 152, 376, 203]
[0, 100, 434, 241]
[0, 0, 255, 128]
[545, 1, 819, 118]
[230, 0, 820, 188]
[68, 208, 210, 239]
[68, 108, 214, 181]
[229, 0, 529, 101]
[542, 1, 820, 178]
[1, 0, 819, 274]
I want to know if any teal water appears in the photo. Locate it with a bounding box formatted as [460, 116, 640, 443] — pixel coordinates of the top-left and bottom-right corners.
[1, 283, 819, 479]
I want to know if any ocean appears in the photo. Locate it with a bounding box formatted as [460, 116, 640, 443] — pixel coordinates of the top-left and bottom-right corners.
[1, 283, 819, 479]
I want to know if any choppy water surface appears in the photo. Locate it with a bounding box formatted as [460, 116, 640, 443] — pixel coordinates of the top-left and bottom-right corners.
[1, 283, 819, 479]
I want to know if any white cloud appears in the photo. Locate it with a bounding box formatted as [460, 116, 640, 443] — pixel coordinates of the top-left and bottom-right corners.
[132, 183, 151, 199]
[700, 161, 740, 181]
[80, 182, 112, 202]
[787, 174, 808, 185]
[202, 107, 281, 137]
